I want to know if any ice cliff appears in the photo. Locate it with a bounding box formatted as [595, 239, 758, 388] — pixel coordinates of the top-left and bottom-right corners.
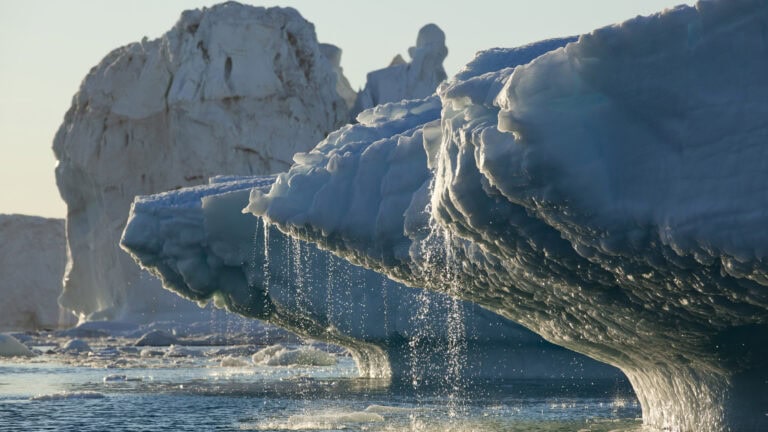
[53, 3, 350, 322]
[350, 24, 448, 120]
[242, 1, 768, 430]
[122, 175, 620, 382]
[0, 215, 69, 330]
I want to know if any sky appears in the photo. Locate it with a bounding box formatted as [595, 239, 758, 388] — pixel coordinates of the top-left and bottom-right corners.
[0, 0, 695, 219]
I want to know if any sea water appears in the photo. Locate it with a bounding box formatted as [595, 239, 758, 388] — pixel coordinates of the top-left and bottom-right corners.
[0, 335, 641, 432]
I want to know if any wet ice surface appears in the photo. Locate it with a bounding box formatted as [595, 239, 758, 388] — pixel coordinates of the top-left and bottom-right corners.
[0, 333, 641, 431]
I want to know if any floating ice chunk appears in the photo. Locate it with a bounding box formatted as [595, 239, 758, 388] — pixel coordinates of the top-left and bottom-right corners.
[31, 391, 105, 401]
[61, 339, 92, 354]
[252, 345, 337, 367]
[220, 356, 250, 367]
[0, 334, 35, 357]
[103, 374, 127, 382]
[164, 345, 198, 358]
[287, 411, 384, 425]
[140, 348, 164, 358]
[247, 411, 385, 430]
[134, 330, 179, 347]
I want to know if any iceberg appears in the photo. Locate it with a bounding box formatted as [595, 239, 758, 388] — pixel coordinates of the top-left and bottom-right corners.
[241, 1, 768, 430]
[53, 3, 350, 323]
[0, 334, 35, 357]
[122, 174, 621, 381]
[350, 24, 449, 120]
[0, 215, 69, 331]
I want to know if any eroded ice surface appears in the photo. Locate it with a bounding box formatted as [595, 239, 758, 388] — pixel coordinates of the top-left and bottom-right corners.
[122, 174, 621, 382]
[53, 3, 350, 323]
[245, 1, 768, 430]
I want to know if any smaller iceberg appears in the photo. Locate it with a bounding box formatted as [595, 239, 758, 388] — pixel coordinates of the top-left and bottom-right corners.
[0, 334, 35, 357]
[251, 345, 337, 367]
[350, 24, 449, 120]
[0, 215, 68, 331]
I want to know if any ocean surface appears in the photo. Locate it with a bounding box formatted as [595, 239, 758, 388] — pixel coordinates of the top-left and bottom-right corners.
[0, 335, 641, 431]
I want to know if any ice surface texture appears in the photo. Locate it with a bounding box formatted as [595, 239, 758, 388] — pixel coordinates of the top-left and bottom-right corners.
[0, 215, 68, 331]
[247, 1, 768, 430]
[122, 175, 621, 381]
[53, 4, 350, 323]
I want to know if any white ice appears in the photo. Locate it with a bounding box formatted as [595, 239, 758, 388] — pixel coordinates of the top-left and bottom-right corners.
[0, 334, 35, 357]
[350, 24, 448, 120]
[53, 3, 351, 324]
[0, 215, 69, 331]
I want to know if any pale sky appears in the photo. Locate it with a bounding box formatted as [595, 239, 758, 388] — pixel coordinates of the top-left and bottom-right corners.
[0, 0, 694, 219]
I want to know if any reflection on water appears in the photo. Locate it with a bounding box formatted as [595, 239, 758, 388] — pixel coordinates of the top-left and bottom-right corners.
[0, 338, 640, 432]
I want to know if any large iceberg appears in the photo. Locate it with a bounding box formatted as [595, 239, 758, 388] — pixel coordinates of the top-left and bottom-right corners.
[0, 215, 70, 331]
[241, 1, 768, 430]
[122, 175, 620, 382]
[53, 3, 350, 322]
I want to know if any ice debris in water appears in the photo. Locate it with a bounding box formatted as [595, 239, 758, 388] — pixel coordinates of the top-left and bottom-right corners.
[61, 339, 92, 354]
[0, 334, 35, 357]
[251, 345, 337, 367]
[244, 411, 384, 430]
[220, 356, 251, 367]
[103, 374, 127, 383]
[134, 330, 179, 347]
[30, 391, 105, 401]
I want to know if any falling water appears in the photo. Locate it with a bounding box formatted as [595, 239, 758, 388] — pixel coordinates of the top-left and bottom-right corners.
[381, 277, 390, 342]
[441, 226, 468, 418]
[325, 253, 337, 329]
[407, 285, 434, 388]
[261, 218, 271, 298]
[404, 199, 470, 418]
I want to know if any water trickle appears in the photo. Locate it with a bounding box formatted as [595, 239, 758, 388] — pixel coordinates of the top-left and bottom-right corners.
[381, 278, 390, 339]
[406, 207, 470, 416]
[261, 218, 271, 299]
[325, 255, 336, 328]
[291, 237, 310, 318]
[341, 257, 354, 338]
[407, 286, 434, 391]
[441, 227, 468, 418]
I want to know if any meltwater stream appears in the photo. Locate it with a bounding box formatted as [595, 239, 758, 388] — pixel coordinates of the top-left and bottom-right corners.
[0, 333, 639, 432]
